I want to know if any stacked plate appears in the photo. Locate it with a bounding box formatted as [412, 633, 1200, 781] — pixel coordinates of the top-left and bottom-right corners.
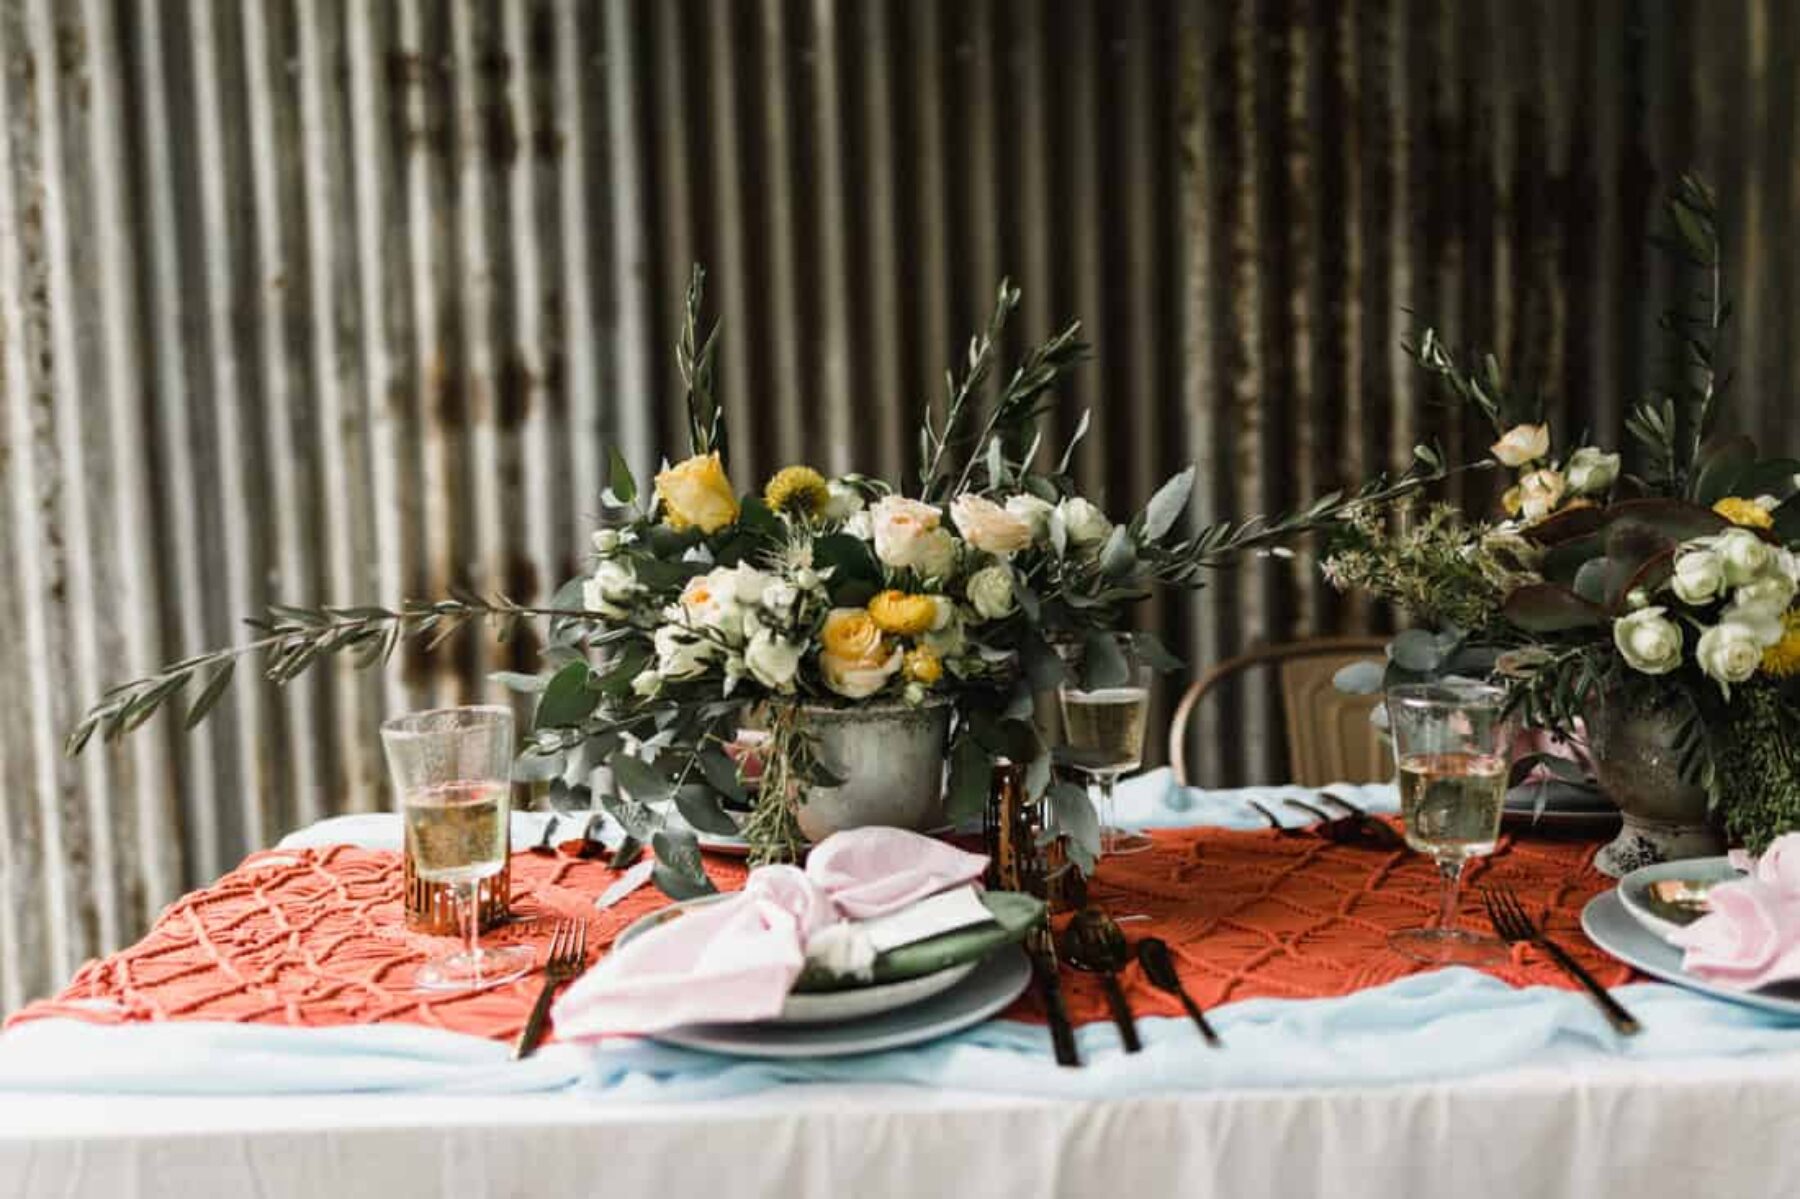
[1503, 780, 1620, 832]
[1582, 856, 1800, 1017]
[613, 892, 1037, 1058]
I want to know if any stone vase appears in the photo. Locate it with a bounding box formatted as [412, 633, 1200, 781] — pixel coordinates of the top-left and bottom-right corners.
[792, 697, 953, 842]
[1590, 685, 1724, 878]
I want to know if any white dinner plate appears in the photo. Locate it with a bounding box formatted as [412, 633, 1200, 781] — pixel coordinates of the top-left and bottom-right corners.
[648, 947, 1031, 1059]
[1615, 856, 1744, 944]
[1581, 889, 1800, 1018]
[695, 824, 957, 858]
[615, 895, 983, 1025]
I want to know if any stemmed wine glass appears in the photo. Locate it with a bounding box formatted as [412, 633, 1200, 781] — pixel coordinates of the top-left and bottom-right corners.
[1057, 636, 1155, 857]
[382, 705, 534, 991]
[1385, 681, 1512, 965]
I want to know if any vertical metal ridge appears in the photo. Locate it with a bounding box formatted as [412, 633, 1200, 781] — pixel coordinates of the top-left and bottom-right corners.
[809, 0, 854, 476]
[855, 0, 904, 483]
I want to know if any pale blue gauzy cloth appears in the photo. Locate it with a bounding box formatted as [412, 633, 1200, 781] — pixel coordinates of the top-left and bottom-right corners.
[6, 774, 1799, 1098]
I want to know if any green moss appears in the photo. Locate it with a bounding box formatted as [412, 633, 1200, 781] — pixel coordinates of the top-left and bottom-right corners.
[1717, 682, 1800, 854]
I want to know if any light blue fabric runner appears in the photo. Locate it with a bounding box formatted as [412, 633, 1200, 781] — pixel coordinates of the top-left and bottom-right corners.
[5, 773, 1798, 1098]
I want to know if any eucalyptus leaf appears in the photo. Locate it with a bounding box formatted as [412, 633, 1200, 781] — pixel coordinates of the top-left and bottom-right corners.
[535, 660, 599, 729]
[608, 751, 675, 804]
[1097, 525, 1137, 578]
[600, 791, 658, 840]
[512, 746, 568, 783]
[651, 828, 716, 899]
[1082, 630, 1129, 689]
[674, 783, 741, 835]
[1333, 659, 1387, 695]
[606, 445, 638, 506]
[1130, 631, 1185, 674]
[489, 670, 549, 694]
[1047, 779, 1100, 875]
[697, 744, 749, 804]
[1391, 629, 1446, 673]
[945, 735, 993, 823]
[1142, 466, 1196, 541]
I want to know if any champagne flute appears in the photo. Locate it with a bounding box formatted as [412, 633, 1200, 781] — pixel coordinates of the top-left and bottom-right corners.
[1058, 636, 1155, 857]
[1385, 681, 1511, 965]
[382, 705, 533, 991]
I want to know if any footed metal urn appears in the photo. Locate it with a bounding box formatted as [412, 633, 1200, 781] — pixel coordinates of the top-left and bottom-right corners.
[793, 697, 953, 842]
[1590, 685, 1724, 878]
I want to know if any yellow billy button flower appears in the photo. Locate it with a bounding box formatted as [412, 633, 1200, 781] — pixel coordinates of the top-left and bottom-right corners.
[655, 452, 740, 533]
[867, 590, 939, 637]
[1713, 496, 1776, 531]
[1764, 610, 1800, 678]
[764, 465, 831, 517]
[903, 645, 944, 686]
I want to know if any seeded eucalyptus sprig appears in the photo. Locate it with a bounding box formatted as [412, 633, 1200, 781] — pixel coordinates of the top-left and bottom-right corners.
[66, 594, 608, 756]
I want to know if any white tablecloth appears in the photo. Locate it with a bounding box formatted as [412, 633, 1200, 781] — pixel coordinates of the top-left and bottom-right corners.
[5, 1055, 1800, 1198]
[7, 795, 1800, 1198]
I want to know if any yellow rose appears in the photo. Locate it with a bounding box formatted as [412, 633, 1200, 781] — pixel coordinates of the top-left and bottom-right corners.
[1714, 496, 1776, 531]
[903, 646, 944, 685]
[656, 453, 740, 533]
[819, 608, 901, 699]
[1517, 468, 1567, 522]
[1501, 485, 1523, 518]
[868, 590, 939, 636]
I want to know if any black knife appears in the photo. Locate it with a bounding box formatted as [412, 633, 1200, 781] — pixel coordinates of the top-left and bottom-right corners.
[1028, 929, 1081, 1067]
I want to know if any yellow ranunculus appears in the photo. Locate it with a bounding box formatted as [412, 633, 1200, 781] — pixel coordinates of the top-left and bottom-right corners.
[1501, 485, 1523, 518]
[1764, 610, 1800, 678]
[764, 465, 830, 516]
[1714, 496, 1775, 531]
[867, 590, 938, 636]
[655, 453, 740, 533]
[903, 646, 944, 685]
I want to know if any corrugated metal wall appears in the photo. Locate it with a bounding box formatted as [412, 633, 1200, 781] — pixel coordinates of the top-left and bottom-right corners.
[3, 0, 1799, 1011]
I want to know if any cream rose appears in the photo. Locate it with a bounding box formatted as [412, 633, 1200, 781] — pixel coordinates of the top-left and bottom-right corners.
[745, 630, 802, 692]
[1517, 468, 1567, 522]
[1732, 572, 1798, 621]
[655, 452, 740, 533]
[1717, 528, 1775, 587]
[910, 528, 958, 581]
[653, 624, 715, 680]
[1565, 446, 1621, 496]
[966, 564, 1016, 621]
[1057, 496, 1113, 548]
[1696, 620, 1765, 687]
[870, 496, 944, 569]
[1003, 493, 1056, 543]
[1490, 423, 1550, 468]
[1670, 546, 1726, 606]
[678, 570, 746, 641]
[1613, 606, 1683, 676]
[951, 494, 1034, 555]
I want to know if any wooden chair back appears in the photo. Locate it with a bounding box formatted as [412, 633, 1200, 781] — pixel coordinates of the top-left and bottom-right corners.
[1168, 637, 1391, 787]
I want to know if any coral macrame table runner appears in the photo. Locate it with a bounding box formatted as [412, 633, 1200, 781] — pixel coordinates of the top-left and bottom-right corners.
[8, 823, 1631, 1041]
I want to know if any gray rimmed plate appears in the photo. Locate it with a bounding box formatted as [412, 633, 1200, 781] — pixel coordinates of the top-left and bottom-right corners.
[1503, 781, 1621, 832]
[1616, 856, 1743, 944]
[1581, 889, 1800, 1018]
[615, 894, 986, 1025]
[648, 947, 1031, 1059]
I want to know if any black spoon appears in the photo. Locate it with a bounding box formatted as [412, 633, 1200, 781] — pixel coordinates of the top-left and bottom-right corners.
[1061, 908, 1142, 1054]
[1136, 936, 1222, 1047]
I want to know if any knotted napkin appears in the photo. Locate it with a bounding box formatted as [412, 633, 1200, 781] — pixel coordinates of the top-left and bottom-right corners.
[1670, 832, 1800, 990]
[551, 827, 989, 1039]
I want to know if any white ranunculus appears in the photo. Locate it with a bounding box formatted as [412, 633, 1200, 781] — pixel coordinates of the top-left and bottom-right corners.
[1565, 446, 1621, 496]
[921, 607, 967, 657]
[653, 624, 715, 680]
[719, 563, 775, 605]
[1717, 528, 1775, 587]
[630, 669, 663, 698]
[966, 564, 1016, 621]
[745, 630, 802, 692]
[1613, 606, 1683, 676]
[824, 480, 865, 521]
[950, 494, 1034, 555]
[591, 528, 623, 555]
[1517, 467, 1567, 522]
[1696, 620, 1765, 687]
[1490, 423, 1550, 468]
[760, 579, 799, 618]
[842, 510, 874, 541]
[1004, 493, 1056, 543]
[1670, 546, 1726, 606]
[678, 571, 746, 642]
[928, 595, 956, 632]
[870, 495, 946, 570]
[1057, 496, 1113, 548]
[582, 559, 641, 620]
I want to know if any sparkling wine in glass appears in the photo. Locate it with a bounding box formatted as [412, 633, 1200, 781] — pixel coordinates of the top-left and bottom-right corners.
[1385, 682, 1512, 965]
[383, 706, 533, 992]
[1058, 638, 1155, 857]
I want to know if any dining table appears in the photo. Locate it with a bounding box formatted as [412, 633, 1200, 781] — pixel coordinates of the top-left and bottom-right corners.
[3, 774, 1799, 1199]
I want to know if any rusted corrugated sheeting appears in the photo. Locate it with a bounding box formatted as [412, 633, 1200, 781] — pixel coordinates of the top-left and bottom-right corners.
[2, 0, 1798, 1010]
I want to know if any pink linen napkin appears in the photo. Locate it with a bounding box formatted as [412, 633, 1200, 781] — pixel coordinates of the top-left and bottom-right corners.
[552, 827, 988, 1039]
[1669, 832, 1800, 990]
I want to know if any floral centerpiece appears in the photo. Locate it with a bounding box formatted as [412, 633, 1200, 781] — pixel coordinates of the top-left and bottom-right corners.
[1325, 177, 1800, 866]
[72, 269, 1447, 896]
